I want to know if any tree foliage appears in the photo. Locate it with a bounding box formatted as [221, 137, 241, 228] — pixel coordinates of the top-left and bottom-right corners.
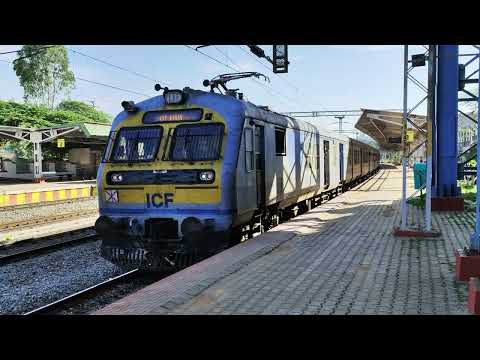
[13, 45, 75, 108]
[57, 100, 111, 124]
[0, 100, 111, 128]
[0, 100, 112, 160]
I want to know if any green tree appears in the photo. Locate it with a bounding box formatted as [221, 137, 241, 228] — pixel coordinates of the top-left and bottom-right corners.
[13, 45, 75, 109]
[57, 100, 112, 124]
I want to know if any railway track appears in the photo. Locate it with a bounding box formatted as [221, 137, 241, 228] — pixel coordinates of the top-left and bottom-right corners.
[0, 227, 99, 265]
[0, 208, 98, 232]
[23, 269, 154, 315]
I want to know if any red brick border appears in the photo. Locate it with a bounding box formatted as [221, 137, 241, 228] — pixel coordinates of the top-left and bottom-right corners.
[455, 249, 480, 282]
[468, 277, 480, 315]
[431, 197, 464, 212]
[393, 227, 441, 238]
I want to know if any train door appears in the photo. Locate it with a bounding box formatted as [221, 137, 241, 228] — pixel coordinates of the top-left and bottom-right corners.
[350, 145, 354, 180]
[255, 125, 266, 208]
[360, 148, 363, 176]
[339, 143, 344, 182]
[323, 140, 330, 187]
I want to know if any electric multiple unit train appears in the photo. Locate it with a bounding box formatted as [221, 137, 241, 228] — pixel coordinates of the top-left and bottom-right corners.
[95, 85, 380, 271]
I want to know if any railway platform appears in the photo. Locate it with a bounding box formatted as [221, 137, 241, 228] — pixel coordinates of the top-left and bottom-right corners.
[95, 165, 472, 315]
[0, 180, 97, 208]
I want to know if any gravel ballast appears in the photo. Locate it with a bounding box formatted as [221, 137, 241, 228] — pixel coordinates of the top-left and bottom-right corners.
[0, 198, 98, 226]
[0, 240, 123, 315]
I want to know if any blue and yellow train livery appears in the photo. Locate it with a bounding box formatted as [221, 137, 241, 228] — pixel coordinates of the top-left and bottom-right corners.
[96, 86, 379, 271]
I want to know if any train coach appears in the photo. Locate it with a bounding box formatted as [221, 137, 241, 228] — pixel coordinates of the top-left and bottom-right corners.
[95, 85, 379, 271]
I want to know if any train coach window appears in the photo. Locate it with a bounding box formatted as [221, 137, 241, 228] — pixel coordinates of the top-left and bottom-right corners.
[170, 123, 224, 161]
[275, 128, 286, 156]
[245, 127, 254, 171]
[111, 127, 162, 162]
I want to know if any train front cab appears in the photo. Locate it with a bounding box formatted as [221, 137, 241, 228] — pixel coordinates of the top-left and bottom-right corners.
[95, 91, 243, 269]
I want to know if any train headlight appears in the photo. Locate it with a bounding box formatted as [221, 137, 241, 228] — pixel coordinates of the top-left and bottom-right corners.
[164, 90, 185, 105]
[111, 173, 123, 183]
[198, 170, 215, 182]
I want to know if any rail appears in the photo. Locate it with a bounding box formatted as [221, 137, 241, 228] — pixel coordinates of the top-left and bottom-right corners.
[23, 269, 140, 315]
[0, 228, 98, 264]
[0, 209, 98, 232]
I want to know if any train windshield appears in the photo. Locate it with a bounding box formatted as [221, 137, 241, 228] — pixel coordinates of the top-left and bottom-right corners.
[111, 127, 162, 162]
[169, 124, 224, 161]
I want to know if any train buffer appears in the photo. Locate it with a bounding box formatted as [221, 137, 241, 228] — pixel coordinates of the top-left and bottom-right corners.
[95, 166, 471, 315]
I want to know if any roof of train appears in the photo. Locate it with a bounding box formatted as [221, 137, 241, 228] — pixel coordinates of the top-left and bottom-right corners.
[127, 88, 377, 151]
[182, 88, 353, 143]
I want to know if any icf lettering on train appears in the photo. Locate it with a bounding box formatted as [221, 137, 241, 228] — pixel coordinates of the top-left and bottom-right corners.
[145, 192, 174, 208]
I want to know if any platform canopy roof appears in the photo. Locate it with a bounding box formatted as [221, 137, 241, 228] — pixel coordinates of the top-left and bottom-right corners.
[355, 109, 426, 151]
[0, 122, 111, 145]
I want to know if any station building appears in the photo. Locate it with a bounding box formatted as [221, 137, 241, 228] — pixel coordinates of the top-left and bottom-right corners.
[0, 122, 110, 182]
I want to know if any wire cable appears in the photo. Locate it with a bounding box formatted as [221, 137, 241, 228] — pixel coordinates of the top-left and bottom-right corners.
[188, 45, 307, 109]
[236, 45, 299, 93]
[212, 46, 299, 107]
[185, 45, 295, 108]
[0, 58, 151, 98]
[66, 47, 173, 87]
[75, 77, 150, 97]
[237, 45, 331, 112]
[224, 45, 326, 111]
[0, 45, 57, 55]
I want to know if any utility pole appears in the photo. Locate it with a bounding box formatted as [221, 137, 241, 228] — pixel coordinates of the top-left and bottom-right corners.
[400, 45, 409, 231]
[334, 115, 345, 133]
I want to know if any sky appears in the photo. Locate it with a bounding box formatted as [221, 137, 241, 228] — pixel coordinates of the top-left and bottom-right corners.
[0, 45, 452, 134]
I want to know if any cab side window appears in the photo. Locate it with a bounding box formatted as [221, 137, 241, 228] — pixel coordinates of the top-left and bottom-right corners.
[245, 127, 254, 172]
[275, 127, 286, 156]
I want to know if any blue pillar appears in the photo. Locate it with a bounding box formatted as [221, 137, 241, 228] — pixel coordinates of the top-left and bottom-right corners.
[434, 45, 460, 198]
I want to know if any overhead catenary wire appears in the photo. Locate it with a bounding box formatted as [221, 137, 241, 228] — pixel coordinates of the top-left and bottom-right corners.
[234, 45, 330, 112]
[187, 45, 349, 129]
[212, 45, 313, 109]
[234, 45, 332, 113]
[66, 47, 174, 87]
[185, 45, 297, 109]
[236, 45, 300, 93]
[0, 58, 151, 98]
[0, 45, 57, 56]
[75, 77, 150, 98]
[2, 46, 172, 88]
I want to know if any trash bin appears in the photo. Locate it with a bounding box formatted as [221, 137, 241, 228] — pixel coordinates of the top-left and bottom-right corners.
[413, 162, 427, 189]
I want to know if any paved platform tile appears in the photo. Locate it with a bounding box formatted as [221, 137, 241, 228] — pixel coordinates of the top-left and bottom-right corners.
[95, 167, 472, 315]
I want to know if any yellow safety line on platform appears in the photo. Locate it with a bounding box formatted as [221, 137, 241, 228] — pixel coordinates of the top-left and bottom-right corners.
[0, 186, 97, 207]
[70, 189, 78, 198]
[16, 193, 26, 205]
[31, 192, 40, 203]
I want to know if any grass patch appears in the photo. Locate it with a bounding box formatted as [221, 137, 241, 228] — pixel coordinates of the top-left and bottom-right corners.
[407, 192, 425, 208]
[461, 181, 477, 212]
[407, 182, 477, 211]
